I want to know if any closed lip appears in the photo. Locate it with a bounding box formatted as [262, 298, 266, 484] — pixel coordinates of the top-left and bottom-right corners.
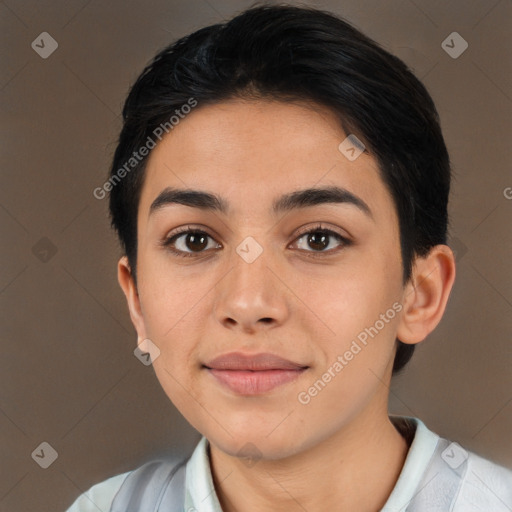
[203, 352, 308, 371]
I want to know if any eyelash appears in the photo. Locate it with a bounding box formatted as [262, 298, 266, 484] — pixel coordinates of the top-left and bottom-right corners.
[161, 224, 351, 259]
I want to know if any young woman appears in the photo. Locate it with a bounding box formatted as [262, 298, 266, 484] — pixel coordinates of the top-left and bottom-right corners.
[69, 4, 511, 511]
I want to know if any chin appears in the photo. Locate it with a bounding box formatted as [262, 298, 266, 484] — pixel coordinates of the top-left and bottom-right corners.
[201, 418, 313, 462]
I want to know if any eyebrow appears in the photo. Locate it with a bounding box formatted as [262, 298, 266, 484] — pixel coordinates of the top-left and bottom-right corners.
[149, 185, 372, 218]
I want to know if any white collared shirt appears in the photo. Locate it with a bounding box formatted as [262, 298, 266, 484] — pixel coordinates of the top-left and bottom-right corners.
[66, 416, 512, 511]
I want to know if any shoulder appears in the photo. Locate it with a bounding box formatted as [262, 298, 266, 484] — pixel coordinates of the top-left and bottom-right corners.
[454, 450, 512, 512]
[65, 471, 130, 512]
[386, 416, 512, 512]
[65, 455, 191, 512]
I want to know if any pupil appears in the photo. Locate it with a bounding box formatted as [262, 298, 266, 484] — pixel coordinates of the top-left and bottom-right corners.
[308, 232, 328, 251]
[187, 233, 208, 251]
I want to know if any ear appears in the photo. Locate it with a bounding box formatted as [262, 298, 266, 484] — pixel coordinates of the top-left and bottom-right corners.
[396, 245, 456, 344]
[117, 256, 147, 341]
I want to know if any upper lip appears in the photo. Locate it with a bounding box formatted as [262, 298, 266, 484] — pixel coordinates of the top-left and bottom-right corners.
[204, 352, 308, 371]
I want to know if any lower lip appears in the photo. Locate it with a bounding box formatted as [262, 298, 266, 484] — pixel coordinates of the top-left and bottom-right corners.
[207, 368, 306, 395]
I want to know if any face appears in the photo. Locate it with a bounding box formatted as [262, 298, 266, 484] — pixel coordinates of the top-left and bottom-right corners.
[123, 99, 408, 459]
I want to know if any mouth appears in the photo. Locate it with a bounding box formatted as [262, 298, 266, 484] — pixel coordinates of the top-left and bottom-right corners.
[203, 352, 309, 395]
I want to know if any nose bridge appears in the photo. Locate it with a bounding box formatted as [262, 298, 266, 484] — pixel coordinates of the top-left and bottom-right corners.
[214, 239, 289, 330]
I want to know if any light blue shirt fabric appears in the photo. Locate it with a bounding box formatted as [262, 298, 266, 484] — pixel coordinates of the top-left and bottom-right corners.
[66, 416, 512, 511]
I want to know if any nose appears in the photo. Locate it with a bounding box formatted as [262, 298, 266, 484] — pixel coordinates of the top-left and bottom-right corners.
[213, 247, 290, 334]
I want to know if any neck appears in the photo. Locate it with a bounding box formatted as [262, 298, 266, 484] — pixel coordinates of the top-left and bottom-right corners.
[209, 408, 410, 512]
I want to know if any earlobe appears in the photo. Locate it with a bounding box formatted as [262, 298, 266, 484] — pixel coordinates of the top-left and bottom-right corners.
[117, 256, 147, 340]
[396, 245, 456, 345]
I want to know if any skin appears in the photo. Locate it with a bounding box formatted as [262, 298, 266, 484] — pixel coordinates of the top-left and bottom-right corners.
[118, 99, 456, 511]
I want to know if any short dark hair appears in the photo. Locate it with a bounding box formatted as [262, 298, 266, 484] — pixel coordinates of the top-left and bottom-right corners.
[108, 3, 451, 374]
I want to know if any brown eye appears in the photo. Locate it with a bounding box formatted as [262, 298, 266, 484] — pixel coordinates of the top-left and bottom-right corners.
[305, 231, 330, 251]
[182, 232, 209, 252]
[293, 227, 350, 254]
[163, 229, 221, 257]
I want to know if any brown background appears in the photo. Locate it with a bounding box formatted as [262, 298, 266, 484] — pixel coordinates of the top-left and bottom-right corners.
[1, 0, 511, 510]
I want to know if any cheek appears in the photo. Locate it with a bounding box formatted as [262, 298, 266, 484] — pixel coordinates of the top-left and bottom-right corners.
[314, 259, 402, 345]
[137, 256, 216, 337]
[303, 257, 403, 397]
[296, 277, 401, 420]
[135, 268, 217, 401]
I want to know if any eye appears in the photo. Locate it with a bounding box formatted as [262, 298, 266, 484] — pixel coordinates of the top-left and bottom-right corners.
[292, 224, 350, 255]
[162, 226, 221, 258]
[161, 223, 350, 259]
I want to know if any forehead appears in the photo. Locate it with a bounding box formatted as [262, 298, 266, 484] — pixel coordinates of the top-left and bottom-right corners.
[139, 99, 393, 220]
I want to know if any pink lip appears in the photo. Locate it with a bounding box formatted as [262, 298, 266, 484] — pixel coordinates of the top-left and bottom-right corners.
[204, 352, 308, 395]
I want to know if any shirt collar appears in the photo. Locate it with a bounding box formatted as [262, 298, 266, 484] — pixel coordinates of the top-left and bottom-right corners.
[185, 436, 223, 512]
[382, 416, 440, 511]
[184, 416, 440, 512]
